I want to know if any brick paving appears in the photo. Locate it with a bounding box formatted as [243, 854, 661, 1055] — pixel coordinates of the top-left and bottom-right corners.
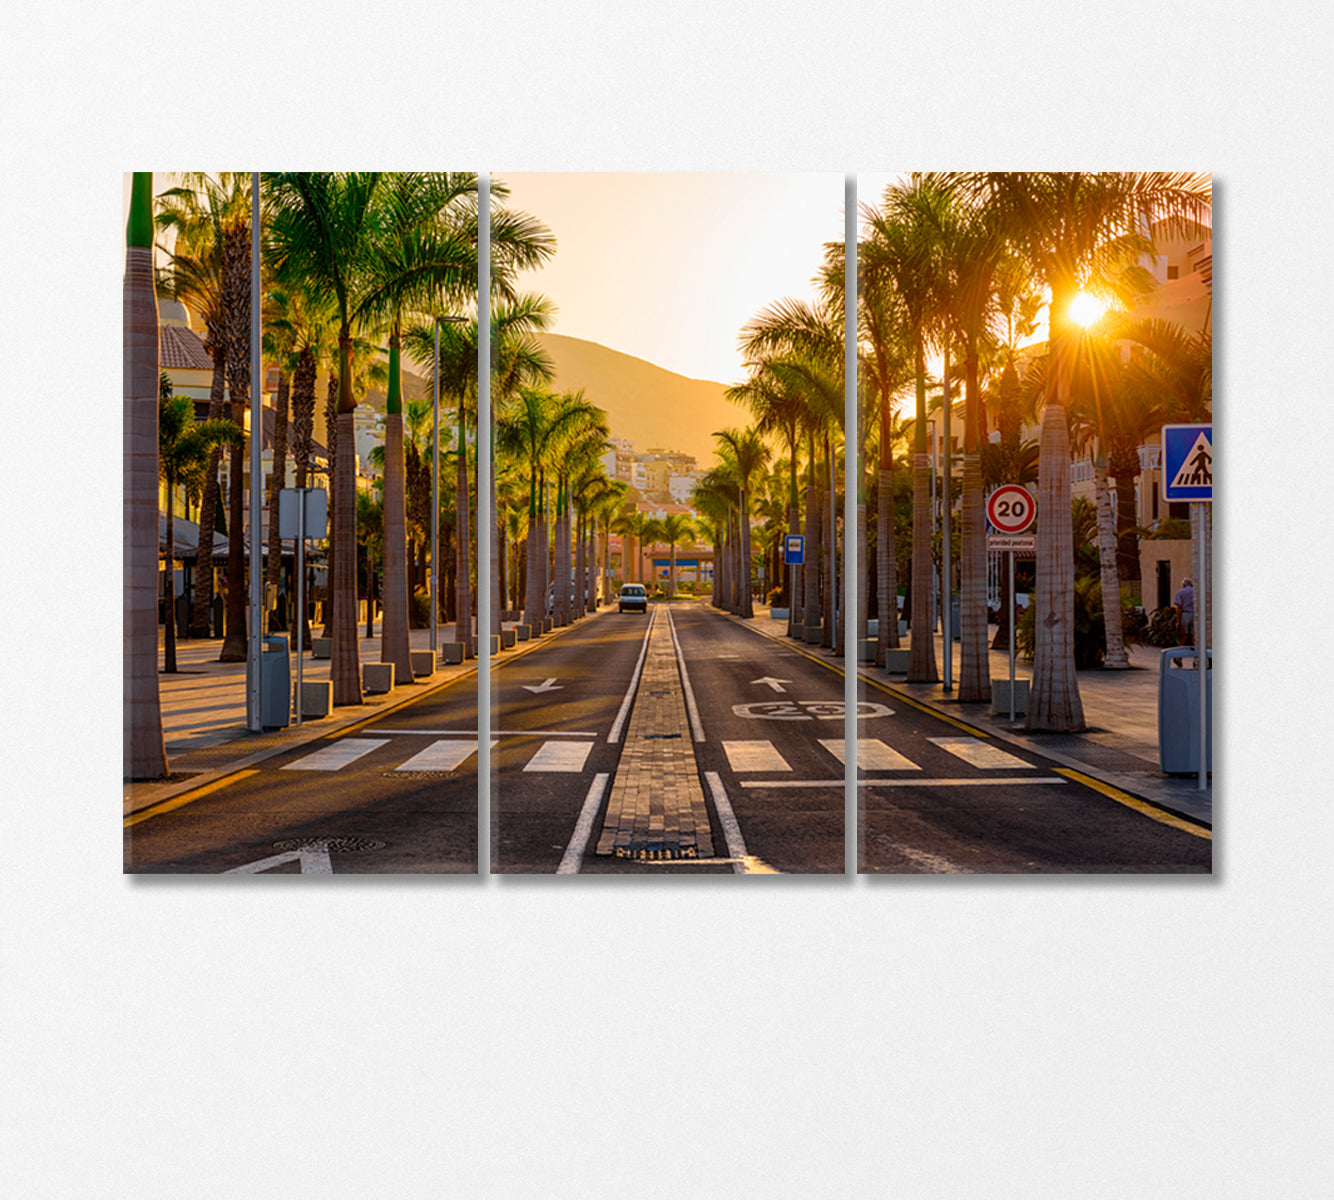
[595, 607, 714, 860]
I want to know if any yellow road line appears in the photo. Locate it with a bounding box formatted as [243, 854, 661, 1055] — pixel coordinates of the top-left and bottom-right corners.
[1054, 768, 1212, 840]
[124, 770, 259, 828]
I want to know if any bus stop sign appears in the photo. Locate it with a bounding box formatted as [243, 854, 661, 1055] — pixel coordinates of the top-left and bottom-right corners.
[784, 534, 804, 565]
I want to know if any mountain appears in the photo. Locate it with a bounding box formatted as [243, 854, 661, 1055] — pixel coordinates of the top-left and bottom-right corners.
[533, 333, 741, 466]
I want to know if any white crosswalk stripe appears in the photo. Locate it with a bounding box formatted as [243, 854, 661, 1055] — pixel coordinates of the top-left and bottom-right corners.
[394, 740, 496, 772]
[819, 738, 919, 771]
[523, 740, 595, 773]
[722, 741, 792, 772]
[281, 738, 389, 771]
[928, 737, 1034, 769]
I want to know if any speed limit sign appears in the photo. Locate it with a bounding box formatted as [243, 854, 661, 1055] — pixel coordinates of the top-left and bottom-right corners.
[987, 485, 1036, 534]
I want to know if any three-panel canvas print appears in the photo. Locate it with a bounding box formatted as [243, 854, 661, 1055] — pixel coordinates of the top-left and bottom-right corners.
[124, 171, 1214, 875]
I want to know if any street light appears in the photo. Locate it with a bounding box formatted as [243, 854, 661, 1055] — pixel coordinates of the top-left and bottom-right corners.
[431, 314, 467, 656]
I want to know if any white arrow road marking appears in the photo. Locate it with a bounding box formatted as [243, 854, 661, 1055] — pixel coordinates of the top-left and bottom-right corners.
[750, 676, 792, 692]
[522, 678, 563, 694]
[224, 846, 333, 874]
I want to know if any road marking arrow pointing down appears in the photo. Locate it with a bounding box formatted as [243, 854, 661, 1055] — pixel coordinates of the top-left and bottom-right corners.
[523, 678, 563, 694]
[751, 677, 791, 692]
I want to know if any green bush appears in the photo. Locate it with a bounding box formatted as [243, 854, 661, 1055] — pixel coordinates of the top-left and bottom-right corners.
[1016, 576, 1150, 668]
[767, 586, 785, 607]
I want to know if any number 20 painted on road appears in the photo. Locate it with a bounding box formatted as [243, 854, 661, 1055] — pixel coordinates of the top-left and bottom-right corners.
[987, 485, 1036, 535]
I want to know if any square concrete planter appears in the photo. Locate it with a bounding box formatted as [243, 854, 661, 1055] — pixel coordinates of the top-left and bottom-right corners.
[857, 638, 877, 664]
[298, 680, 332, 719]
[487, 634, 501, 655]
[410, 650, 435, 679]
[362, 662, 395, 694]
[885, 648, 910, 673]
[515, 624, 531, 642]
[542, 618, 553, 633]
[501, 629, 516, 649]
[770, 607, 789, 620]
[440, 642, 464, 665]
[991, 679, 1029, 715]
[311, 637, 332, 659]
[804, 626, 824, 645]
[789, 623, 804, 640]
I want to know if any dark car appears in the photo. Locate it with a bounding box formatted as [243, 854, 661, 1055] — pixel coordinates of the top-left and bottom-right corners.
[618, 584, 648, 614]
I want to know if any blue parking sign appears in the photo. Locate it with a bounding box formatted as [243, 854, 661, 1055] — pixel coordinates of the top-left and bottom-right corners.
[784, 534, 805, 565]
[1161, 424, 1213, 502]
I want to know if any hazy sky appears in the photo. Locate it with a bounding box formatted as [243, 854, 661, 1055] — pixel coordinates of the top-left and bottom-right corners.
[497, 172, 845, 384]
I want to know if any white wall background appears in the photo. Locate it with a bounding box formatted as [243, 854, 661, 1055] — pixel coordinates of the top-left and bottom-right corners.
[5, 2, 1331, 1196]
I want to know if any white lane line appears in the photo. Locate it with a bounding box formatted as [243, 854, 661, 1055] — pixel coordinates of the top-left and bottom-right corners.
[820, 738, 919, 771]
[666, 604, 706, 742]
[875, 842, 974, 874]
[224, 847, 333, 874]
[928, 737, 1036, 769]
[741, 778, 1072, 789]
[608, 604, 657, 744]
[723, 741, 792, 772]
[281, 738, 389, 771]
[374, 729, 597, 738]
[556, 772, 610, 875]
[705, 770, 760, 874]
[523, 740, 595, 773]
[394, 740, 497, 772]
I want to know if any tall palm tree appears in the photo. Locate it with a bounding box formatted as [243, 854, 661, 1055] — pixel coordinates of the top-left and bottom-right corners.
[125, 173, 169, 779]
[969, 172, 1211, 730]
[155, 174, 251, 642]
[265, 171, 387, 705]
[642, 513, 697, 599]
[713, 427, 770, 617]
[612, 507, 647, 590]
[864, 177, 953, 682]
[359, 173, 479, 681]
[159, 384, 243, 673]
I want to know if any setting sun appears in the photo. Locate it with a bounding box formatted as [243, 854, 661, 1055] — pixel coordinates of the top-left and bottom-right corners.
[1069, 291, 1107, 327]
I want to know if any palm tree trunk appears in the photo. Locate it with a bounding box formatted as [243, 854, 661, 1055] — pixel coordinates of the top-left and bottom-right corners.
[1026, 402, 1084, 729]
[219, 217, 250, 663]
[455, 423, 471, 653]
[189, 337, 227, 638]
[958, 347, 990, 702]
[331, 402, 362, 705]
[382, 407, 414, 682]
[321, 371, 339, 639]
[1095, 458, 1129, 668]
[124, 181, 169, 780]
[265, 372, 290, 592]
[823, 440, 835, 650]
[802, 476, 820, 633]
[164, 478, 178, 673]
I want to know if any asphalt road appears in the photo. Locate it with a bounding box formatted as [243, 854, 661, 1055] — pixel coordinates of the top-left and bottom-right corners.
[124, 601, 1211, 875]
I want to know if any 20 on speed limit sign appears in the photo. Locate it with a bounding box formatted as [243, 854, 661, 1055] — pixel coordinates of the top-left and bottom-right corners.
[987, 485, 1036, 534]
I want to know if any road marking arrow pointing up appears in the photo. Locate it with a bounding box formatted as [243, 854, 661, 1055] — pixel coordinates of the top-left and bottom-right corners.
[750, 677, 791, 693]
[523, 678, 563, 694]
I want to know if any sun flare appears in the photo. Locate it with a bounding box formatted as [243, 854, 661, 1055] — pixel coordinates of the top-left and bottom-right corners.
[1069, 292, 1107, 327]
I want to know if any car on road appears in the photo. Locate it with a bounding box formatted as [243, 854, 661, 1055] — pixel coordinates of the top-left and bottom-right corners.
[618, 584, 648, 614]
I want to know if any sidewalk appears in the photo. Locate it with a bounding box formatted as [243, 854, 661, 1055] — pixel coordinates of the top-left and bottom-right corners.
[125, 613, 592, 820]
[733, 605, 1213, 828]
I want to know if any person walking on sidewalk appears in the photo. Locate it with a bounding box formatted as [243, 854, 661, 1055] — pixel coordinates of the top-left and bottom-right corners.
[1174, 577, 1195, 645]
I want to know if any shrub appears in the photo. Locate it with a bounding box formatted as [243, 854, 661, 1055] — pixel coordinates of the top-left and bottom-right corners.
[1016, 576, 1152, 668]
[767, 586, 785, 607]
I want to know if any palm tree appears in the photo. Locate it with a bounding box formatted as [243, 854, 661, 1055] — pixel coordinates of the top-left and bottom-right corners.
[125, 173, 169, 780]
[864, 177, 953, 682]
[265, 171, 386, 705]
[612, 507, 647, 590]
[155, 174, 250, 642]
[643, 513, 697, 599]
[159, 382, 243, 673]
[969, 172, 1211, 730]
[359, 173, 479, 681]
[713, 427, 770, 617]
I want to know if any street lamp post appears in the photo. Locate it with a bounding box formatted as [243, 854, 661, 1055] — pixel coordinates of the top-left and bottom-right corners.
[431, 314, 467, 657]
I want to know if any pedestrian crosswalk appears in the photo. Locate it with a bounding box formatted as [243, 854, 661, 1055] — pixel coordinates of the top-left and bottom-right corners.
[722, 737, 1040, 775]
[276, 732, 1040, 778]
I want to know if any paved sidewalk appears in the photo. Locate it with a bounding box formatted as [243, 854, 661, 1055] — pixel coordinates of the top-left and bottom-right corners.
[125, 613, 594, 819]
[733, 605, 1213, 828]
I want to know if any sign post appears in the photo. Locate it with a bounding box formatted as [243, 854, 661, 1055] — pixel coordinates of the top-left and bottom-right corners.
[987, 485, 1037, 725]
[1162, 424, 1212, 790]
[784, 535, 804, 634]
[279, 487, 328, 726]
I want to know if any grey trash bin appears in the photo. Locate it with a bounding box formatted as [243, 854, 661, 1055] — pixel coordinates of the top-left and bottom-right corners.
[1158, 647, 1212, 774]
[261, 635, 290, 729]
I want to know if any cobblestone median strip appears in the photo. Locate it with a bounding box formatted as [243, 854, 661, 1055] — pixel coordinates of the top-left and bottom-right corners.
[595, 606, 714, 860]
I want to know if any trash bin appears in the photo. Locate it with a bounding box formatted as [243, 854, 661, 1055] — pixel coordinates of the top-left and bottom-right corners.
[1158, 647, 1212, 774]
[261, 635, 290, 729]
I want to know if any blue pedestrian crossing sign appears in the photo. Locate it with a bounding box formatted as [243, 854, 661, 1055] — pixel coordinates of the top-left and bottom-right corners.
[1161, 424, 1213, 502]
[784, 534, 805, 565]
